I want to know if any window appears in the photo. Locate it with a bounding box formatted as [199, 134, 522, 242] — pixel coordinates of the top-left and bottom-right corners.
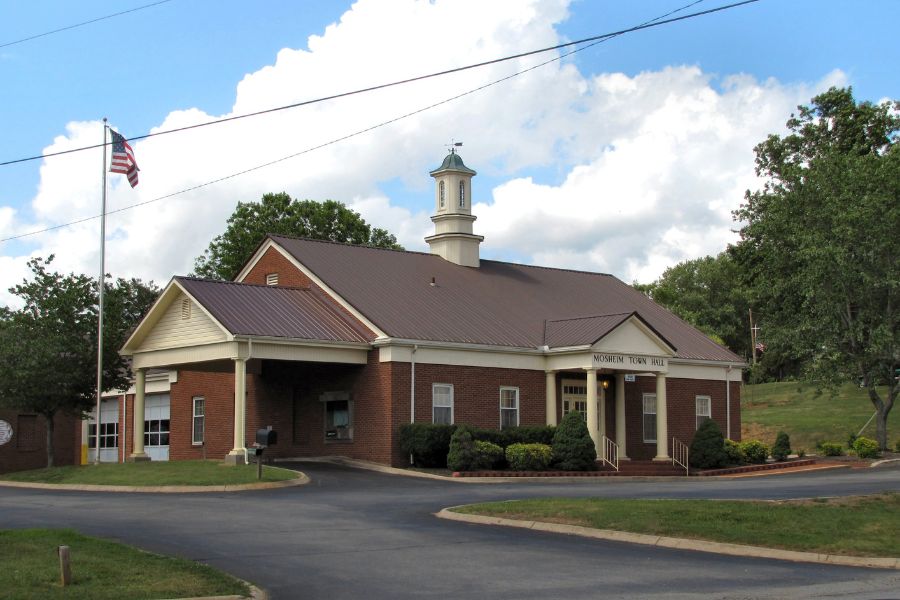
[16, 415, 37, 451]
[642, 393, 657, 443]
[266, 273, 279, 286]
[500, 387, 519, 429]
[432, 383, 453, 424]
[192, 397, 205, 445]
[459, 180, 465, 207]
[439, 181, 445, 208]
[89, 420, 118, 450]
[321, 391, 352, 440]
[696, 395, 711, 430]
[562, 380, 587, 422]
[144, 417, 170, 447]
[181, 298, 191, 320]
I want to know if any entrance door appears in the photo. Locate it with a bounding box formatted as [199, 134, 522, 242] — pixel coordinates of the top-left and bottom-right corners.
[144, 394, 170, 461]
[88, 398, 119, 463]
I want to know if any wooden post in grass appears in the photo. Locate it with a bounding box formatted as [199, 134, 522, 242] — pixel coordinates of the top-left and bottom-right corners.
[57, 545, 72, 586]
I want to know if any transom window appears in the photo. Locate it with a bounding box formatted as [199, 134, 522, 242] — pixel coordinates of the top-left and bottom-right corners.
[432, 383, 453, 425]
[695, 395, 711, 430]
[642, 393, 657, 443]
[500, 387, 519, 429]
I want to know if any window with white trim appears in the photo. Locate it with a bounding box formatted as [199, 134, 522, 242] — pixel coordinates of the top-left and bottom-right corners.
[459, 181, 465, 208]
[642, 393, 657, 443]
[439, 181, 445, 208]
[500, 387, 519, 429]
[695, 395, 711, 430]
[432, 383, 453, 425]
[562, 380, 588, 422]
[192, 396, 205, 445]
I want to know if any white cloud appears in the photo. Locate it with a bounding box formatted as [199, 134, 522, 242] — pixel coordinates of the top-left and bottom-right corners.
[0, 0, 846, 307]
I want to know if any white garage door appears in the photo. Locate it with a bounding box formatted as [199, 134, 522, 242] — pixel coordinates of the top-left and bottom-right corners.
[87, 398, 119, 463]
[144, 394, 170, 461]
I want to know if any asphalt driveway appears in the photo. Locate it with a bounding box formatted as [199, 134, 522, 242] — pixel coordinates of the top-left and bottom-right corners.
[2, 462, 899, 599]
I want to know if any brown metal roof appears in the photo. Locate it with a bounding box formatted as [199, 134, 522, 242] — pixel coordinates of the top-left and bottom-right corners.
[268, 235, 743, 362]
[176, 277, 374, 344]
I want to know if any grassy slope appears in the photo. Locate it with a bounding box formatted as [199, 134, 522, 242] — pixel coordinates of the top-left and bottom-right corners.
[0, 460, 298, 485]
[456, 494, 900, 557]
[740, 381, 893, 452]
[0, 529, 249, 600]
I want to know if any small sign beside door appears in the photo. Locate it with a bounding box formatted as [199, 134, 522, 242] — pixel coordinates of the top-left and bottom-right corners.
[624, 374, 636, 383]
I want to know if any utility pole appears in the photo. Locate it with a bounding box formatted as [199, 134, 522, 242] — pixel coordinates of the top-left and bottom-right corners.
[749, 308, 758, 365]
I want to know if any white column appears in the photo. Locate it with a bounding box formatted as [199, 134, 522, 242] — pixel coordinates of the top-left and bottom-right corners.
[585, 368, 599, 456]
[615, 373, 628, 459]
[545, 371, 557, 426]
[226, 358, 247, 463]
[599, 384, 607, 461]
[654, 372, 669, 460]
[130, 368, 149, 461]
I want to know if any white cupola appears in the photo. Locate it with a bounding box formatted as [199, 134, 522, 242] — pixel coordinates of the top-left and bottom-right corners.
[424, 148, 483, 267]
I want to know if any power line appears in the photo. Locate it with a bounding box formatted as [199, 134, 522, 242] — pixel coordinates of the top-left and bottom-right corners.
[0, 0, 175, 49]
[0, 0, 753, 244]
[0, 0, 757, 168]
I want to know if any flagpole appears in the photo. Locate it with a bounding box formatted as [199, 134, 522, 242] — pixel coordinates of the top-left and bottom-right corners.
[95, 118, 108, 466]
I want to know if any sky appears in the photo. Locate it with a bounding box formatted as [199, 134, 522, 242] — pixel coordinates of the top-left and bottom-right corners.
[1, 0, 897, 308]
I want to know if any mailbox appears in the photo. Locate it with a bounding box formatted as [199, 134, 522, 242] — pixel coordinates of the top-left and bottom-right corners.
[256, 428, 277, 447]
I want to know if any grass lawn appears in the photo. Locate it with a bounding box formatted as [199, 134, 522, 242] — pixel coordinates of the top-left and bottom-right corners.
[455, 493, 900, 557]
[741, 381, 893, 452]
[0, 459, 299, 486]
[0, 529, 249, 600]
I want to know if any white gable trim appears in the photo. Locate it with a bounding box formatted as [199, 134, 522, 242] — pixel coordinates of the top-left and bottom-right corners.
[235, 238, 388, 339]
[121, 279, 232, 355]
[591, 315, 676, 356]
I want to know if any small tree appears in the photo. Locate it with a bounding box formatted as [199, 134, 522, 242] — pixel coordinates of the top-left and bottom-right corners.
[771, 431, 792, 461]
[551, 411, 597, 471]
[447, 425, 478, 471]
[689, 419, 727, 469]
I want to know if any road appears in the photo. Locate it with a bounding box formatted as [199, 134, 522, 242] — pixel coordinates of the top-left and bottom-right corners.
[2, 462, 898, 599]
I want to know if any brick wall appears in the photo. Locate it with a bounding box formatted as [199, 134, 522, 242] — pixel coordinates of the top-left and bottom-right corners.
[0, 409, 77, 473]
[242, 246, 314, 288]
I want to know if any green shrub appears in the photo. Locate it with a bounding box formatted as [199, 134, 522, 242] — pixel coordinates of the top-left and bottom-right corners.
[739, 440, 769, 464]
[472, 440, 504, 470]
[723, 439, 745, 465]
[852, 436, 879, 459]
[797, 448, 806, 458]
[398, 423, 456, 467]
[499, 426, 556, 447]
[551, 411, 597, 471]
[506, 443, 552, 471]
[447, 425, 478, 471]
[689, 419, 727, 469]
[820, 442, 844, 457]
[771, 431, 792, 461]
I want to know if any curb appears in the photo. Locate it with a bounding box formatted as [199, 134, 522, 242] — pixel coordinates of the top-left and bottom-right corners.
[0, 471, 309, 493]
[436, 508, 900, 570]
[165, 580, 267, 600]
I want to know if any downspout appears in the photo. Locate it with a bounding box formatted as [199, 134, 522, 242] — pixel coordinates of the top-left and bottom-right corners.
[725, 365, 732, 440]
[410, 344, 418, 465]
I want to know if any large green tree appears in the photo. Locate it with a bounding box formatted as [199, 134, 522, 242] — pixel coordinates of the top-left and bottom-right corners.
[193, 193, 403, 280]
[634, 252, 749, 357]
[733, 87, 899, 449]
[0, 257, 159, 466]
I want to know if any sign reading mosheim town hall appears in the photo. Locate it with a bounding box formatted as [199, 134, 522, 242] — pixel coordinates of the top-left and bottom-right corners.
[593, 353, 667, 371]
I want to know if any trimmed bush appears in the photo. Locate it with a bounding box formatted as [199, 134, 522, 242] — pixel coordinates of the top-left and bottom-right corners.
[447, 425, 478, 471]
[551, 411, 597, 471]
[689, 419, 727, 469]
[472, 440, 504, 470]
[771, 431, 792, 461]
[506, 443, 552, 471]
[723, 439, 745, 465]
[820, 442, 844, 457]
[499, 426, 556, 447]
[739, 439, 769, 464]
[398, 423, 456, 467]
[852, 436, 879, 459]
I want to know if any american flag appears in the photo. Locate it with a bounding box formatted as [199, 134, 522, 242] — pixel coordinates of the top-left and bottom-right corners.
[109, 130, 139, 187]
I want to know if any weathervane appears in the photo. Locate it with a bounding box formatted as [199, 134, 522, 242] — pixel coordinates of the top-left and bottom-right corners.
[446, 140, 463, 154]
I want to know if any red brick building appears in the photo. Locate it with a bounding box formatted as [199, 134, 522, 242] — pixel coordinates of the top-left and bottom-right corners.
[0, 409, 77, 473]
[85, 151, 743, 468]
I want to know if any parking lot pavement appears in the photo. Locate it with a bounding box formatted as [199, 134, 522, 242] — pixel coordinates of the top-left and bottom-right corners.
[1, 461, 898, 599]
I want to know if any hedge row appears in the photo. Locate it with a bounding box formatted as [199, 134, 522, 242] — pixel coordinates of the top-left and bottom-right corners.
[398, 422, 556, 468]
